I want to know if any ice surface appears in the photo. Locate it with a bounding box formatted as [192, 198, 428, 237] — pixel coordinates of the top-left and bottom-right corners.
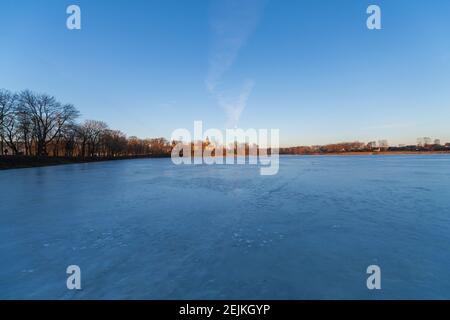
[1, 155, 450, 299]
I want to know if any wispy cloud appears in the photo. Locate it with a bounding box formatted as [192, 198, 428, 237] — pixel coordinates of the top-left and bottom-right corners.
[217, 79, 255, 127]
[206, 0, 266, 127]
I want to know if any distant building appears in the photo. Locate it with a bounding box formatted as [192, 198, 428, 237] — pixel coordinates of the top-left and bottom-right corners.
[417, 137, 432, 146]
[434, 139, 441, 145]
[378, 140, 389, 148]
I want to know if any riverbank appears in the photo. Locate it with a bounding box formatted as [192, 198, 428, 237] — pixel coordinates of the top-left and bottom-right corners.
[291, 151, 450, 156]
[0, 155, 170, 170]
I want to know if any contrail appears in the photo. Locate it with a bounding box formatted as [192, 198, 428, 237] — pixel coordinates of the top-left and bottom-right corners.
[206, 0, 267, 127]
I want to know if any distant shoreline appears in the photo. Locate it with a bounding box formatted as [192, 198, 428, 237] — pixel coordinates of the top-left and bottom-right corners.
[284, 151, 450, 156]
[1, 151, 450, 170]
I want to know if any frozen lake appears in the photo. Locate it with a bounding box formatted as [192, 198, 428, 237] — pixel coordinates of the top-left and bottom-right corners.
[1, 155, 450, 299]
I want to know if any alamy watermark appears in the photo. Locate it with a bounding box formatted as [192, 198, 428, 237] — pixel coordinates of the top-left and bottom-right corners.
[170, 121, 280, 176]
[66, 265, 81, 290]
[367, 265, 381, 290]
[367, 5, 382, 30]
[66, 5, 81, 30]
[65, 4, 381, 31]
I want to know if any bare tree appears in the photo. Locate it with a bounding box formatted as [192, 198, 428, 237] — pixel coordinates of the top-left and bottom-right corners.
[77, 120, 108, 157]
[149, 137, 170, 155]
[15, 104, 34, 155]
[3, 108, 20, 155]
[61, 124, 79, 157]
[102, 129, 127, 157]
[0, 89, 16, 155]
[17, 90, 79, 156]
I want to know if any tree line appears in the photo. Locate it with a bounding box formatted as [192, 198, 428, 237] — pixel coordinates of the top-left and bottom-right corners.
[0, 89, 171, 157]
[280, 141, 450, 155]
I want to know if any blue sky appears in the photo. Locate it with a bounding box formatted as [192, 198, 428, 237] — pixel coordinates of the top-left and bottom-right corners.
[1, 0, 450, 146]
